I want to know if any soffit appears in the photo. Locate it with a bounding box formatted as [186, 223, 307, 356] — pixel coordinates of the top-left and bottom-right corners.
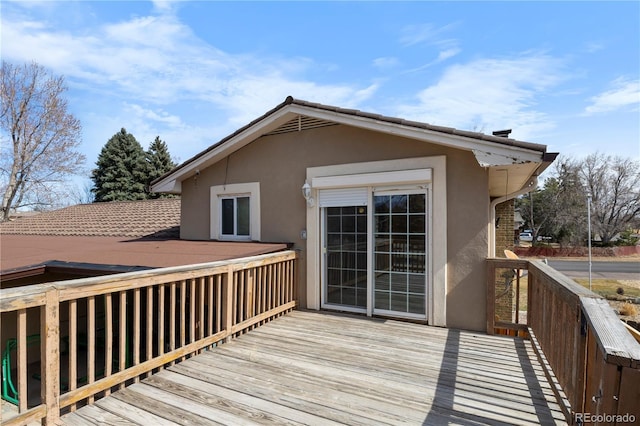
[488, 163, 540, 197]
[152, 97, 551, 194]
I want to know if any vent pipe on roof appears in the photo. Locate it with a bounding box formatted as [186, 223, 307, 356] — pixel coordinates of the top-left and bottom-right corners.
[492, 129, 512, 138]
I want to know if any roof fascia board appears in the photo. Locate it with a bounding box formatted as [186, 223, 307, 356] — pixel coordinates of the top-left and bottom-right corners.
[152, 108, 298, 192]
[153, 102, 546, 193]
[286, 104, 544, 163]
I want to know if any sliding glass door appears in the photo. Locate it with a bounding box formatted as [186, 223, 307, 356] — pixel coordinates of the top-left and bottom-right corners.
[373, 192, 427, 317]
[324, 206, 368, 310]
[321, 188, 428, 319]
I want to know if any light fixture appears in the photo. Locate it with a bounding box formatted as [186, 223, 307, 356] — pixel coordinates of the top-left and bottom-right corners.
[301, 181, 314, 207]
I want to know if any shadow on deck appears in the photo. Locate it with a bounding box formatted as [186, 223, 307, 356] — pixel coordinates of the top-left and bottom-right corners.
[61, 310, 566, 425]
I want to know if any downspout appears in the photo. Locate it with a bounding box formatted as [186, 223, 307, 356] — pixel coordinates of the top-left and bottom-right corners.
[489, 176, 538, 257]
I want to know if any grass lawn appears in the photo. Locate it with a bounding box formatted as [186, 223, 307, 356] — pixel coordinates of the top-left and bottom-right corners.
[509, 277, 639, 314]
[573, 278, 640, 298]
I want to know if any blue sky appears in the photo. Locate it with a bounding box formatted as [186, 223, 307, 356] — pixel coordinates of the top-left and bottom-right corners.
[2, 1, 639, 189]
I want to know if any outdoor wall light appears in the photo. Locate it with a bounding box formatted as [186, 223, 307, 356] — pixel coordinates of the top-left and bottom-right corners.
[301, 181, 315, 207]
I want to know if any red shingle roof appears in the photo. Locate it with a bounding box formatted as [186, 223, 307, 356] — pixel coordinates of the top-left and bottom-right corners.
[0, 198, 180, 238]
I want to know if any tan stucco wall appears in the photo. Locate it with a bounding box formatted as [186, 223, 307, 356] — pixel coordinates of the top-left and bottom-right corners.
[180, 124, 489, 331]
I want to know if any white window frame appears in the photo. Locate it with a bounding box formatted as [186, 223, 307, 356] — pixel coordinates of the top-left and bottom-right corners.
[305, 156, 447, 327]
[210, 182, 261, 241]
[219, 195, 251, 239]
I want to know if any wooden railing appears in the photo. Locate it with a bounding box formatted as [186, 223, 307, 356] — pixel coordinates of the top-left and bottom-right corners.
[487, 258, 640, 425]
[0, 250, 297, 425]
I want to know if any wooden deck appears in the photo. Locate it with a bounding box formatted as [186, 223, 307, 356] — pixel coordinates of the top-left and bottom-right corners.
[60, 310, 567, 425]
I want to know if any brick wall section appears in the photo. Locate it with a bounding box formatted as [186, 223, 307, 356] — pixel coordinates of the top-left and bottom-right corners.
[495, 199, 515, 322]
[495, 199, 515, 257]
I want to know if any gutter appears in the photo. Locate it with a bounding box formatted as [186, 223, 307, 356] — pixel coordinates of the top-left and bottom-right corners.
[489, 152, 558, 257]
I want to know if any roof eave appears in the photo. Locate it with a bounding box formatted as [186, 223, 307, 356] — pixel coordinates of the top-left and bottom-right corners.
[151, 97, 550, 194]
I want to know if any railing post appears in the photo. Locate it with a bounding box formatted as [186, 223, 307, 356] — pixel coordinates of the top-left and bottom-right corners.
[41, 288, 60, 425]
[486, 260, 496, 335]
[223, 265, 234, 343]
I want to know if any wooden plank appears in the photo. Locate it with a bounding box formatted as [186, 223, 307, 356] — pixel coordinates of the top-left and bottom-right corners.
[169, 281, 176, 366]
[238, 270, 245, 324]
[199, 277, 205, 343]
[179, 280, 186, 360]
[622, 321, 640, 344]
[41, 288, 60, 425]
[0, 284, 49, 312]
[63, 404, 138, 425]
[146, 285, 154, 374]
[96, 396, 178, 426]
[59, 311, 566, 426]
[147, 369, 347, 425]
[109, 386, 219, 426]
[104, 293, 113, 396]
[240, 329, 549, 396]
[215, 275, 221, 334]
[230, 301, 296, 334]
[223, 266, 233, 343]
[58, 329, 228, 409]
[87, 295, 96, 404]
[486, 260, 496, 334]
[207, 276, 214, 337]
[617, 367, 640, 419]
[188, 314, 564, 425]
[157, 283, 165, 371]
[190, 279, 196, 346]
[1, 404, 46, 426]
[186, 350, 462, 421]
[55, 251, 297, 302]
[118, 291, 127, 390]
[69, 299, 78, 411]
[581, 297, 640, 367]
[133, 288, 140, 382]
[17, 309, 27, 413]
[172, 359, 422, 425]
[122, 383, 236, 425]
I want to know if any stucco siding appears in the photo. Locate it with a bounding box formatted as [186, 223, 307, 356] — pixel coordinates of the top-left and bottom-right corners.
[180, 124, 489, 330]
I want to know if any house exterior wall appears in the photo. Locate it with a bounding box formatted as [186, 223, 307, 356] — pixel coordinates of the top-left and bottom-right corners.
[180, 124, 490, 331]
[494, 199, 516, 322]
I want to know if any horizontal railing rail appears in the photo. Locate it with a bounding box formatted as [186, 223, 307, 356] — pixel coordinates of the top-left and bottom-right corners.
[1, 250, 297, 425]
[487, 258, 640, 425]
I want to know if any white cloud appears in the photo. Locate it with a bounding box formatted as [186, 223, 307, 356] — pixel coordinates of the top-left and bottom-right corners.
[436, 48, 460, 62]
[398, 22, 461, 71]
[373, 57, 400, 69]
[151, 0, 181, 15]
[585, 41, 604, 53]
[123, 103, 184, 128]
[1, 8, 372, 118]
[399, 22, 459, 48]
[584, 77, 640, 115]
[396, 53, 566, 140]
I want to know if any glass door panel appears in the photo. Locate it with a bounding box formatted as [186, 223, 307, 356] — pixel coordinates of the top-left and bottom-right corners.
[324, 206, 368, 309]
[374, 193, 426, 316]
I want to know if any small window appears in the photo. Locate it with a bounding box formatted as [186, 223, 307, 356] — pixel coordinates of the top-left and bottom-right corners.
[220, 196, 250, 238]
[210, 182, 260, 241]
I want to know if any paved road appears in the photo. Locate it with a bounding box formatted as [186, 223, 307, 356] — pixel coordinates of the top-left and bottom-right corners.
[546, 260, 639, 279]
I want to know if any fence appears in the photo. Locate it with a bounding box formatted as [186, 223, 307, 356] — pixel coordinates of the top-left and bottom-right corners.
[487, 258, 640, 424]
[0, 250, 297, 425]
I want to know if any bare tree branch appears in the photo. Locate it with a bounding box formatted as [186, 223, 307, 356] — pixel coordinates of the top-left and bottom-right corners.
[1, 61, 85, 220]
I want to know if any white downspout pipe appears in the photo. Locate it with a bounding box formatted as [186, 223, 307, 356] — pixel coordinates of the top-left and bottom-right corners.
[489, 176, 538, 257]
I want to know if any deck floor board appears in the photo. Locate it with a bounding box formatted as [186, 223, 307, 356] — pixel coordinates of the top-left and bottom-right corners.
[59, 310, 567, 425]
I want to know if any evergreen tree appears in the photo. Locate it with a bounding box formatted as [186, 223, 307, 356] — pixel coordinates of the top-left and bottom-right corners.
[91, 128, 149, 202]
[146, 136, 176, 199]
